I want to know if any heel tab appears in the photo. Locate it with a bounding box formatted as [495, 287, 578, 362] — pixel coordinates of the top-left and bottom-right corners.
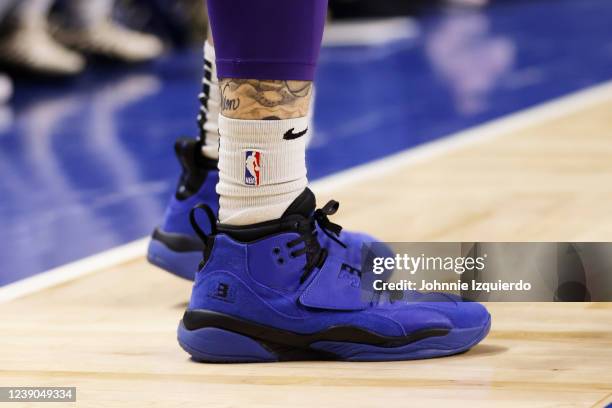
[190, 203, 217, 269]
[190, 203, 217, 241]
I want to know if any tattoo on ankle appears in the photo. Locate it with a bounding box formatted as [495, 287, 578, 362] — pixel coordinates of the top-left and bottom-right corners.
[220, 79, 312, 120]
[221, 83, 241, 112]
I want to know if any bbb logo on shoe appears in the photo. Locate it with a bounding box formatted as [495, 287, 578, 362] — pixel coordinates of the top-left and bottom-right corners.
[244, 150, 261, 186]
[208, 281, 236, 303]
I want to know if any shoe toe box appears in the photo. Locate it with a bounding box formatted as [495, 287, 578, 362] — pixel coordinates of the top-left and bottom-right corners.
[387, 294, 490, 333]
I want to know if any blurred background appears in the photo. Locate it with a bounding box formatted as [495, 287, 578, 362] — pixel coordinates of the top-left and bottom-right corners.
[1, 0, 611, 285]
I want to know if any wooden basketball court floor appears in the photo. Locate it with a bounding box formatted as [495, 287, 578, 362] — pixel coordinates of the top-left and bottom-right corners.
[1, 84, 611, 407]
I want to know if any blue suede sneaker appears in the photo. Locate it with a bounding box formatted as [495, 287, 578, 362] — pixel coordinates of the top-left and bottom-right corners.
[147, 138, 391, 280]
[177, 188, 491, 362]
[147, 138, 219, 280]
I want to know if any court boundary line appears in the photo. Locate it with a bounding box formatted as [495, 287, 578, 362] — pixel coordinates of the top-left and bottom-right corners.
[2, 80, 612, 304]
[0, 239, 149, 303]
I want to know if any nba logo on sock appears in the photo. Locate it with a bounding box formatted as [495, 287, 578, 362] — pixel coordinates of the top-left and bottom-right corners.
[244, 150, 261, 186]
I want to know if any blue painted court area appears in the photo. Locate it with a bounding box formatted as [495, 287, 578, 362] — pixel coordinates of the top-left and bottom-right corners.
[1, 0, 612, 286]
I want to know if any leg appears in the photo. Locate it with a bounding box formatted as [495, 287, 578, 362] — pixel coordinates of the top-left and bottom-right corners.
[8, 0, 54, 26]
[198, 24, 220, 160]
[56, 0, 163, 63]
[146, 24, 221, 280]
[209, 0, 325, 225]
[0, 0, 85, 75]
[148, 3, 377, 278]
[177, 0, 490, 363]
[64, 0, 114, 28]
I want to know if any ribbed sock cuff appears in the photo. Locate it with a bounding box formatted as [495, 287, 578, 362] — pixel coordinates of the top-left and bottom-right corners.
[217, 115, 309, 225]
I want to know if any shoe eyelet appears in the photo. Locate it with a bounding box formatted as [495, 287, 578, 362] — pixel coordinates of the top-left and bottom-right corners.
[277, 257, 285, 265]
[272, 247, 281, 255]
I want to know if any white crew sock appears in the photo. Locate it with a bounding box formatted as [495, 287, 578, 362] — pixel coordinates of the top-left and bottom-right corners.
[217, 115, 309, 225]
[199, 41, 220, 160]
[197, 42, 315, 161]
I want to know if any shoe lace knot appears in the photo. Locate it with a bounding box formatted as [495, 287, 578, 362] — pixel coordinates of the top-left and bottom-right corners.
[286, 200, 348, 283]
[314, 200, 347, 249]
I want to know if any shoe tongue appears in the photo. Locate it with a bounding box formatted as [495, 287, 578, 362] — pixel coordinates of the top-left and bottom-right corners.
[282, 188, 316, 218]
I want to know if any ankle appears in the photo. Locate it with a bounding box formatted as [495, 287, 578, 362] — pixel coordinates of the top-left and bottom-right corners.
[217, 116, 309, 225]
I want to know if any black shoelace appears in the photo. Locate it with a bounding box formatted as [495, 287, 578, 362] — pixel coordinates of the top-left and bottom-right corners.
[189, 199, 349, 283]
[286, 200, 347, 283]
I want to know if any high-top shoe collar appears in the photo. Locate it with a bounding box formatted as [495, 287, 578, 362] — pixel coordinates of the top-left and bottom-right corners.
[217, 188, 326, 283]
[216, 188, 316, 243]
[174, 138, 218, 200]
